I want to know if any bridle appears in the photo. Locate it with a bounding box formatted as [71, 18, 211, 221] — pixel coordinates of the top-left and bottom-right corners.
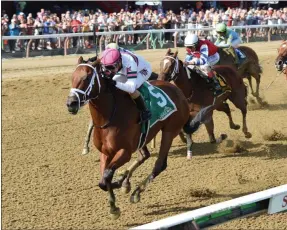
[161, 56, 179, 81]
[69, 63, 101, 109]
[69, 63, 116, 129]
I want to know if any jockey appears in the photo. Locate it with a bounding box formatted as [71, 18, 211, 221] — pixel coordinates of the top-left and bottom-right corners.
[100, 48, 152, 123]
[184, 33, 224, 97]
[215, 23, 244, 64]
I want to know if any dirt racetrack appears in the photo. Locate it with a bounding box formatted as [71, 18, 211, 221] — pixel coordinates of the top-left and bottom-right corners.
[2, 41, 287, 229]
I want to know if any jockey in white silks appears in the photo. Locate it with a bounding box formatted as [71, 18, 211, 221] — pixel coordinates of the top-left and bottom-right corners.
[100, 48, 152, 123]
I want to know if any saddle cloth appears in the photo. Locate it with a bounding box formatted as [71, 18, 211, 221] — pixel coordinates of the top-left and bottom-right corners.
[136, 82, 177, 149]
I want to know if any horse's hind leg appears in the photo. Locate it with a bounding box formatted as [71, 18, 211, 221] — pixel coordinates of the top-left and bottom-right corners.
[118, 146, 151, 194]
[254, 74, 261, 98]
[130, 131, 174, 203]
[82, 120, 94, 155]
[247, 75, 255, 96]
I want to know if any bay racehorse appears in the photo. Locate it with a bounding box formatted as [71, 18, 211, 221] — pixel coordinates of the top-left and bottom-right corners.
[158, 49, 251, 159]
[66, 56, 219, 219]
[217, 46, 262, 99]
[275, 40, 287, 79]
[81, 70, 160, 155]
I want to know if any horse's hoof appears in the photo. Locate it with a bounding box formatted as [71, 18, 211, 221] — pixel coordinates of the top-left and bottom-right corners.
[220, 134, 228, 141]
[130, 190, 141, 203]
[210, 139, 216, 144]
[82, 148, 89, 155]
[231, 124, 240, 130]
[121, 182, 131, 194]
[187, 151, 192, 159]
[216, 134, 228, 144]
[110, 207, 121, 220]
[245, 132, 252, 139]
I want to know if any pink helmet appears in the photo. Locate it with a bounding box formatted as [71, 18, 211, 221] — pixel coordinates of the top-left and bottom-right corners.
[100, 48, 121, 66]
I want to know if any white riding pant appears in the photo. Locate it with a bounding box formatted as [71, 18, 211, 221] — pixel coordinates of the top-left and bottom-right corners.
[231, 38, 242, 48]
[188, 52, 220, 74]
[114, 62, 152, 94]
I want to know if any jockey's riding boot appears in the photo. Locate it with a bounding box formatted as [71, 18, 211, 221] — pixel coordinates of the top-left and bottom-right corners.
[208, 70, 224, 97]
[133, 95, 152, 124]
[230, 47, 240, 66]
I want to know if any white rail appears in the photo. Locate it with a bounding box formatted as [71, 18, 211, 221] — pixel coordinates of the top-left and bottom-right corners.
[2, 24, 287, 40]
[131, 184, 287, 229]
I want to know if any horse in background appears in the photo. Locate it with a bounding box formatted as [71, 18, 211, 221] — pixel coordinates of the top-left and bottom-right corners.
[66, 56, 217, 219]
[217, 46, 262, 100]
[158, 49, 251, 159]
[275, 40, 287, 79]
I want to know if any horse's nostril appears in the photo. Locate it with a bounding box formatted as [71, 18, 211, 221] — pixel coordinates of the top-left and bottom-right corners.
[278, 60, 283, 65]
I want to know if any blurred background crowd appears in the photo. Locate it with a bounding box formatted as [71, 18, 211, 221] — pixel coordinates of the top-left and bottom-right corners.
[2, 1, 287, 53]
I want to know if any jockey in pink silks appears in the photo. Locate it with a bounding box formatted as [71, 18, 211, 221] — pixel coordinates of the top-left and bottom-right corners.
[100, 48, 152, 123]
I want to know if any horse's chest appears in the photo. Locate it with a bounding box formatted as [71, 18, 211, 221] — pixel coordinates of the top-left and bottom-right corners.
[93, 127, 139, 154]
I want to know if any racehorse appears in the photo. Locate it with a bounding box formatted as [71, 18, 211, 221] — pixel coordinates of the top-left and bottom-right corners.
[66, 56, 218, 219]
[275, 40, 287, 79]
[217, 46, 262, 99]
[81, 71, 161, 155]
[158, 49, 251, 159]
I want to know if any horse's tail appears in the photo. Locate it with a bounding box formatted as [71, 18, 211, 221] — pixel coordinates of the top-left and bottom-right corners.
[183, 105, 214, 134]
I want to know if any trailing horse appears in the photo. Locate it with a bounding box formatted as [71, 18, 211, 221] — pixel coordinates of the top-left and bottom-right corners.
[158, 49, 251, 159]
[217, 46, 262, 99]
[66, 56, 218, 219]
[275, 40, 287, 79]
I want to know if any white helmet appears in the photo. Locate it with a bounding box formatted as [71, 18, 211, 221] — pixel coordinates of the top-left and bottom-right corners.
[184, 34, 199, 47]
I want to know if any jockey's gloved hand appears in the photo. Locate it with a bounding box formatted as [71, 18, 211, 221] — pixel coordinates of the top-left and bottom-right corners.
[108, 79, 117, 86]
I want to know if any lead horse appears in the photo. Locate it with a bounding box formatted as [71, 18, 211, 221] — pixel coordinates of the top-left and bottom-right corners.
[275, 40, 287, 79]
[66, 56, 218, 219]
[158, 49, 251, 158]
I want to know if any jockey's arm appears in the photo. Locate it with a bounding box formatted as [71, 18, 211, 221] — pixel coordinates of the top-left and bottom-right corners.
[113, 54, 140, 94]
[187, 44, 208, 66]
[214, 36, 222, 46]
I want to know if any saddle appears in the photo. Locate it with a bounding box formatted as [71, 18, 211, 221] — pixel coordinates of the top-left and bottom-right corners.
[218, 47, 246, 67]
[185, 66, 231, 92]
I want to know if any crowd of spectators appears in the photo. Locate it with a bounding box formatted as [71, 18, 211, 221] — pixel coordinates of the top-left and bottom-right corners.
[2, 5, 287, 52]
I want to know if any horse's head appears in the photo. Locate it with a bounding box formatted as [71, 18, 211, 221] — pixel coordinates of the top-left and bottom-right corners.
[158, 48, 180, 82]
[275, 41, 287, 72]
[66, 56, 102, 114]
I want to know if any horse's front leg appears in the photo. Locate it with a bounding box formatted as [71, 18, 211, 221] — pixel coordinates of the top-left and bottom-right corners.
[185, 132, 193, 159]
[82, 120, 94, 155]
[99, 149, 132, 219]
[241, 107, 252, 139]
[178, 130, 187, 143]
[130, 131, 174, 203]
[217, 102, 240, 130]
[119, 146, 151, 194]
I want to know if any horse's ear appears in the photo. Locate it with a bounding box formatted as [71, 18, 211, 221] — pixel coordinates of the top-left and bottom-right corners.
[166, 48, 171, 55]
[78, 56, 84, 64]
[174, 50, 178, 57]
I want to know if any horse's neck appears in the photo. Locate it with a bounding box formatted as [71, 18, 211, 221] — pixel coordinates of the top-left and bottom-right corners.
[89, 91, 115, 126]
[175, 64, 193, 98]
